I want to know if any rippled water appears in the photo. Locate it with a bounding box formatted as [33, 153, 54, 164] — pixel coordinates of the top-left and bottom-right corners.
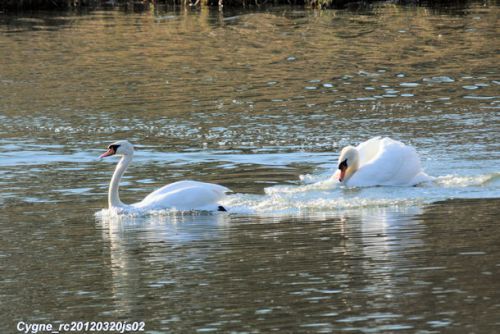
[1, 2, 499, 333]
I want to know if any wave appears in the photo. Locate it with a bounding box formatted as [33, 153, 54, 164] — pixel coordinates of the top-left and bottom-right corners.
[94, 172, 498, 218]
[223, 171, 499, 215]
[435, 172, 499, 187]
[222, 193, 425, 215]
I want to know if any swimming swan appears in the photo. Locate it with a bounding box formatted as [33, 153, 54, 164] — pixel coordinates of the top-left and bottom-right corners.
[99, 140, 230, 212]
[335, 137, 433, 187]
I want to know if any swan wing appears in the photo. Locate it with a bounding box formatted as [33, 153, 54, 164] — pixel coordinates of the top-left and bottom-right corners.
[145, 180, 230, 199]
[133, 180, 230, 211]
[350, 137, 428, 186]
[355, 136, 383, 166]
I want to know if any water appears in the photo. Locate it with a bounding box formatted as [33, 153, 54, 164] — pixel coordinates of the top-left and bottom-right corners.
[1, 2, 499, 333]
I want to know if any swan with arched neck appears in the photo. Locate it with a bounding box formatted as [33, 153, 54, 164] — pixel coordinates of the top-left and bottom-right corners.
[335, 137, 433, 187]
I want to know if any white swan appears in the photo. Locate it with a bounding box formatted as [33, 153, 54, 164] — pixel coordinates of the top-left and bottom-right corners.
[335, 137, 433, 187]
[99, 140, 230, 212]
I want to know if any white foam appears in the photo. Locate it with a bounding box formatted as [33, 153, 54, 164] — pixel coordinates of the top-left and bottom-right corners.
[436, 173, 499, 187]
[266, 177, 338, 195]
[222, 172, 499, 216]
[222, 185, 425, 216]
[299, 173, 321, 184]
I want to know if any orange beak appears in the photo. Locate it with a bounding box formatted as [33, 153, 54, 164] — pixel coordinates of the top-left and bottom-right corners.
[339, 166, 347, 182]
[99, 148, 115, 158]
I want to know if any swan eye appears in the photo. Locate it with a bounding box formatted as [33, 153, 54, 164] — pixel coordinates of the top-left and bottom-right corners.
[338, 159, 348, 169]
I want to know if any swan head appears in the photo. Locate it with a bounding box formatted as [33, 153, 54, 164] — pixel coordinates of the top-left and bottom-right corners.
[99, 140, 134, 158]
[337, 146, 359, 182]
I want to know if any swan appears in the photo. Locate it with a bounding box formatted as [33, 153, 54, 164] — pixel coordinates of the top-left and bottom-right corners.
[335, 137, 433, 187]
[99, 140, 230, 212]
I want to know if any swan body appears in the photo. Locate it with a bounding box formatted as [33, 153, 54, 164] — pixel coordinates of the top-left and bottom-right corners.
[335, 137, 433, 187]
[99, 140, 230, 212]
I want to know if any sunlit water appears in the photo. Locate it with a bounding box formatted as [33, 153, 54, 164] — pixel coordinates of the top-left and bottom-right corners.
[1, 2, 499, 333]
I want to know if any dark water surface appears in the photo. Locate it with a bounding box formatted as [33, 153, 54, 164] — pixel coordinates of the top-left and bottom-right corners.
[1, 2, 499, 333]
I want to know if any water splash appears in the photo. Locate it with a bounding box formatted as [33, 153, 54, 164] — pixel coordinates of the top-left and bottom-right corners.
[94, 171, 499, 218]
[436, 173, 500, 187]
[222, 172, 499, 216]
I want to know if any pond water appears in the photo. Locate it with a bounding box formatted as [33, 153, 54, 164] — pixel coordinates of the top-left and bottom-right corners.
[1, 2, 499, 333]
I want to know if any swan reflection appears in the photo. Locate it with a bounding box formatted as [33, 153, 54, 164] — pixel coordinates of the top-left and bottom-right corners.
[96, 204, 425, 321]
[99, 211, 230, 244]
[97, 212, 231, 313]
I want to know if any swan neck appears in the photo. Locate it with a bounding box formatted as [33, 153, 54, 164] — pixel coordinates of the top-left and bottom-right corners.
[344, 154, 360, 182]
[345, 164, 358, 181]
[109, 155, 132, 208]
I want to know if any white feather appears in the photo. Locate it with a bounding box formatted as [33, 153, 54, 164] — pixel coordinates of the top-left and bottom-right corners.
[133, 180, 230, 211]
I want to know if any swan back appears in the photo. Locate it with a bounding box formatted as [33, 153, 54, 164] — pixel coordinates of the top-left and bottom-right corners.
[134, 180, 230, 211]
